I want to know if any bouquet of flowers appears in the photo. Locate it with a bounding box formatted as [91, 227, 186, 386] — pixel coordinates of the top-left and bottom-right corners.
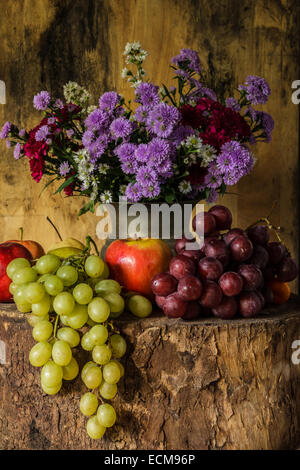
[1, 42, 274, 215]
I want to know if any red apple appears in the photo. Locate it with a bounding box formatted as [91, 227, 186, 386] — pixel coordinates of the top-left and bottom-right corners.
[0, 242, 33, 302]
[105, 238, 172, 299]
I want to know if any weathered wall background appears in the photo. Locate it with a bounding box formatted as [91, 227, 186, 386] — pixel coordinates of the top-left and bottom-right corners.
[0, 0, 299, 283]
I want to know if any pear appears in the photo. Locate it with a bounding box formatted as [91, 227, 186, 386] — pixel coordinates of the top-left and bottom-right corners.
[47, 237, 86, 252]
[47, 246, 83, 259]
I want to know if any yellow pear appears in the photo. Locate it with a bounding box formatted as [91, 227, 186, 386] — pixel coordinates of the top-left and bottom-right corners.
[47, 246, 83, 259]
[48, 237, 86, 252]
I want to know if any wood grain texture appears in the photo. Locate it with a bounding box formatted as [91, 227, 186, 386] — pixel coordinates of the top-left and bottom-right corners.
[1, 299, 300, 450]
[0, 0, 299, 283]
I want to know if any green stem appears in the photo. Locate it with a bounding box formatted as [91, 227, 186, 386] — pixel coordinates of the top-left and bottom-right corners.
[53, 314, 59, 338]
[85, 236, 99, 256]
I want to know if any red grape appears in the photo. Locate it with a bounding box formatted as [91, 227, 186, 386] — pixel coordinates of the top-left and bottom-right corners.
[276, 257, 298, 282]
[181, 249, 204, 264]
[262, 286, 274, 305]
[151, 272, 178, 296]
[182, 301, 202, 320]
[262, 265, 276, 282]
[247, 225, 270, 246]
[237, 264, 263, 291]
[230, 235, 253, 262]
[256, 290, 265, 309]
[169, 255, 196, 280]
[163, 293, 188, 318]
[208, 205, 232, 230]
[238, 291, 262, 318]
[175, 236, 196, 254]
[192, 211, 217, 236]
[177, 275, 203, 301]
[199, 280, 223, 308]
[223, 228, 245, 246]
[218, 272, 243, 296]
[198, 257, 223, 281]
[266, 242, 286, 265]
[248, 245, 269, 270]
[155, 295, 167, 309]
[204, 239, 230, 266]
[212, 296, 238, 319]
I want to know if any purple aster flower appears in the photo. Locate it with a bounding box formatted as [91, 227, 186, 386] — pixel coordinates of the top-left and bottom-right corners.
[13, 143, 22, 160]
[99, 91, 121, 113]
[82, 130, 96, 148]
[217, 141, 254, 185]
[169, 125, 194, 146]
[207, 189, 218, 203]
[54, 99, 64, 109]
[135, 144, 150, 163]
[239, 75, 271, 105]
[134, 82, 160, 106]
[136, 166, 158, 186]
[115, 143, 138, 174]
[134, 105, 151, 123]
[174, 69, 191, 80]
[59, 161, 71, 177]
[171, 48, 201, 73]
[6, 140, 11, 148]
[18, 128, 26, 138]
[204, 164, 223, 189]
[85, 109, 109, 131]
[33, 91, 51, 110]
[46, 138, 52, 145]
[90, 134, 110, 158]
[35, 125, 50, 142]
[250, 109, 274, 143]
[226, 97, 241, 111]
[110, 117, 133, 139]
[142, 180, 161, 199]
[147, 103, 180, 138]
[0, 121, 11, 139]
[66, 128, 74, 138]
[125, 182, 143, 202]
[48, 117, 56, 125]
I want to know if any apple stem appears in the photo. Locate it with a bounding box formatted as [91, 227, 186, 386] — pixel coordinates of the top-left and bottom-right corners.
[19, 227, 23, 241]
[46, 216, 63, 241]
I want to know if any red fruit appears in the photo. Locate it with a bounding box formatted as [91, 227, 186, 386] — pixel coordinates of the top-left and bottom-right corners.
[247, 225, 270, 246]
[208, 205, 232, 230]
[212, 296, 238, 319]
[238, 264, 263, 291]
[0, 242, 33, 302]
[256, 290, 265, 309]
[192, 211, 217, 236]
[199, 280, 223, 308]
[266, 242, 286, 265]
[175, 236, 196, 254]
[238, 291, 262, 318]
[182, 301, 202, 320]
[223, 228, 245, 246]
[218, 272, 243, 297]
[262, 265, 276, 282]
[229, 235, 253, 263]
[198, 257, 223, 281]
[155, 295, 167, 309]
[276, 257, 298, 282]
[151, 273, 177, 297]
[169, 254, 196, 280]
[248, 245, 269, 270]
[204, 239, 229, 266]
[163, 293, 188, 318]
[181, 249, 204, 264]
[261, 286, 274, 305]
[177, 274, 203, 301]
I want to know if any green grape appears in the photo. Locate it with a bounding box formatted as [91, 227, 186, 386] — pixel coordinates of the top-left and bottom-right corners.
[110, 360, 125, 378]
[27, 313, 49, 327]
[60, 314, 70, 326]
[35, 254, 61, 275]
[86, 415, 106, 440]
[80, 392, 99, 417]
[97, 403, 116, 428]
[16, 303, 32, 313]
[13, 285, 27, 304]
[41, 360, 63, 387]
[103, 361, 121, 385]
[73, 283, 93, 305]
[13, 267, 37, 285]
[53, 292, 75, 316]
[110, 334, 127, 359]
[41, 381, 62, 395]
[37, 274, 52, 284]
[99, 381, 117, 400]
[31, 294, 51, 317]
[88, 297, 110, 323]
[25, 282, 46, 304]
[32, 320, 53, 342]
[87, 317, 97, 327]
[92, 344, 112, 365]
[104, 292, 125, 318]
[44, 275, 64, 296]
[127, 294, 153, 318]
[89, 325, 108, 346]
[85, 255, 105, 278]
[62, 357, 79, 380]
[56, 265, 78, 287]
[29, 341, 52, 367]
[67, 304, 88, 329]
[6, 257, 31, 280]
[82, 365, 102, 389]
[52, 340, 72, 366]
[81, 361, 97, 381]
[9, 282, 18, 296]
[101, 263, 110, 280]
[95, 279, 121, 297]
[57, 327, 80, 348]
[81, 332, 95, 351]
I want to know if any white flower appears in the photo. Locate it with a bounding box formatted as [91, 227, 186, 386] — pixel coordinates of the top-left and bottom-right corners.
[100, 191, 113, 204]
[121, 67, 129, 78]
[185, 135, 203, 149]
[119, 185, 127, 195]
[98, 163, 110, 175]
[73, 149, 94, 189]
[90, 178, 98, 201]
[179, 180, 192, 194]
[63, 81, 90, 108]
[199, 144, 217, 167]
[87, 105, 97, 114]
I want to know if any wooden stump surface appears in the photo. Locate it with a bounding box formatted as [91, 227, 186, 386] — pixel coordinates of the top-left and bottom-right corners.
[1, 298, 300, 450]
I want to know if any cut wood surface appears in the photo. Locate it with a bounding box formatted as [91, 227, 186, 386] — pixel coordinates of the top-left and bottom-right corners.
[1, 298, 300, 450]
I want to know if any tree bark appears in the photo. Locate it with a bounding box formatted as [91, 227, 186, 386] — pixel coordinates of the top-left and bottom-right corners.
[1, 298, 300, 450]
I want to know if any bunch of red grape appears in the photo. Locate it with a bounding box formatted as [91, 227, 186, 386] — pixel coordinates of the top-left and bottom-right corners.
[151, 205, 298, 320]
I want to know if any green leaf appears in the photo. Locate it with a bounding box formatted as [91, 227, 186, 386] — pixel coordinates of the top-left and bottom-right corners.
[78, 200, 95, 216]
[165, 193, 175, 204]
[54, 175, 76, 194]
[39, 177, 58, 197]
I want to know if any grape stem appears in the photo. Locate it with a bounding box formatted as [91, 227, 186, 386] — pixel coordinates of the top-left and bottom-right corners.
[53, 313, 60, 339]
[46, 216, 63, 241]
[247, 217, 283, 243]
[85, 236, 99, 256]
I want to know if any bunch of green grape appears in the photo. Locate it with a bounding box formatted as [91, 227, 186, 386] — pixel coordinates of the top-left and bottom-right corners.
[6, 252, 151, 440]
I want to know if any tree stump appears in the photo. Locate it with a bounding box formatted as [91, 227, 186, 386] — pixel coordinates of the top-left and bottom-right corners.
[1, 298, 300, 450]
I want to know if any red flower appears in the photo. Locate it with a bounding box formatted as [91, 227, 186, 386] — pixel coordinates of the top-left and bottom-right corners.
[186, 165, 208, 186]
[29, 155, 44, 182]
[63, 170, 76, 197]
[180, 104, 205, 128]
